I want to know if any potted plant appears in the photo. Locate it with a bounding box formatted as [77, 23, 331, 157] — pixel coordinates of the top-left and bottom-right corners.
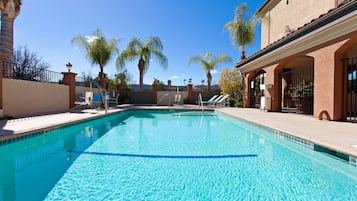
[288, 80, 313, 113]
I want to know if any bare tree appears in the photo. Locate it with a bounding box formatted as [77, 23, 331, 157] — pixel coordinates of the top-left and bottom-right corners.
[12, 46, 50, 80]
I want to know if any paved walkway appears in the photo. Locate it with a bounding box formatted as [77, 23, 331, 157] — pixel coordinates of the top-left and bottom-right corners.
[216, 108, 357, 158]
[1, 106, 356, 158]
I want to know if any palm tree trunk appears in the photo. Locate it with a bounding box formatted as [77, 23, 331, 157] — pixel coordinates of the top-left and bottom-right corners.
[0, 14, 14, 62]
[207, 71, 212, 91]
[98, 64, 106, 88]
[241, 50, 246, 60]
[138, 58, 145, 90]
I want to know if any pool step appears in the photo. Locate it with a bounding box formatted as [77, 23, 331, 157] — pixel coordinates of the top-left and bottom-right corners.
[349, 156, 357, 166]
[274, 130, 357, 166]
[273, 130, 315, 149]
[172, 112, 215, 116]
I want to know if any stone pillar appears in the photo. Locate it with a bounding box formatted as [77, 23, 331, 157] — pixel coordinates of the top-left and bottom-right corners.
[62, 72, 77, 108]
[187, 84, 193, 104]
[98, 72, 107, 89]
[152, 84, 158, 104]
[308, 40, 347, 120]
[242, 72, 254, 108]
[168, 80, 171, 87]
[263, 64, 280, 111]
[0, 56, 3, 115]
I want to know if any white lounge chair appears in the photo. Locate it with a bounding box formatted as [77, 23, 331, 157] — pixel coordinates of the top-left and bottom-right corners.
[209, 94, 229, 107]
[75, 91, 93, 106]
[106, 93, 120, 106]
[201, 95, 219, 105]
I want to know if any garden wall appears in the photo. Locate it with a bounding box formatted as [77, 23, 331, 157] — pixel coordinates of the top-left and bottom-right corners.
[3, 79, 69, 117]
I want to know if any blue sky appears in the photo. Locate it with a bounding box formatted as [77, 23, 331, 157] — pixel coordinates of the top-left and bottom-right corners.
[14, 0, 265, 86]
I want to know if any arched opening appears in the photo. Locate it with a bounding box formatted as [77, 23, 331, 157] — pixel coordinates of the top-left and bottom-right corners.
[250, 70, 266, 108]
[343, 46, 357, 122]
[280, 56, 314, 114]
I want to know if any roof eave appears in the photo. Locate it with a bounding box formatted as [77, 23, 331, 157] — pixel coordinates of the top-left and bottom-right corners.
[237, 0, 357, 70]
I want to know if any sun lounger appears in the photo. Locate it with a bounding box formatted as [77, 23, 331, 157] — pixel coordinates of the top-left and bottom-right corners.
[75, 92, 94, 106]
[78, 93, 85, 102]
[106, 93, 120, 106]
[92, 93, 103, 104]
[201, 95, 220, 105]
[209, 94, 229, 107]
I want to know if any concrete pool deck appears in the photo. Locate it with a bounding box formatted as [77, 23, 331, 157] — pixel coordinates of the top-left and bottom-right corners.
[216, 108, 357, 159]
[0, 105, 357, 160]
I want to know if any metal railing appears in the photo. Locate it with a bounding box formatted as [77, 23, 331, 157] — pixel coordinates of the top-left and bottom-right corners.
[2, 60, 63, 84]
[343, 57, 357, 122]
[281, 66, 314, 115]
[75, 76, 92, 87]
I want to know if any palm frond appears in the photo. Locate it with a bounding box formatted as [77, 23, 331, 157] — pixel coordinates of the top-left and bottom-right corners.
[224, 2, 258, 51]
[213, 55, 232, 66]
[127, 38, 143, 51]
[117, 36, 167, 87]
[71, 35, 90, 51]
[189, 53, 231, 72]
[188, 55, 206, 65]
[151, 49, 168, 69]
[116, 48, 139, 69]
[145, 36, 164, 52]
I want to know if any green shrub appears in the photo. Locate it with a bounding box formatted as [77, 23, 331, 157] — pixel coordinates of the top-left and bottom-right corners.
[234, 100, 243, 107]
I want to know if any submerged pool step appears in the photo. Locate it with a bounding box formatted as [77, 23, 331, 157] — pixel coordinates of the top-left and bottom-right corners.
[274, 130, 357, 166]
[274, 130, 315, 149]
[172, 112, 216, 117]
[349, 156, 357, 166]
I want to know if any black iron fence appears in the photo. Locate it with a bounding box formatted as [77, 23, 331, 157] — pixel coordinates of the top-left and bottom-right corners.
[2, 60, 63, 84]
[281, 66, 314, 115]
[343, 57, 357, 122]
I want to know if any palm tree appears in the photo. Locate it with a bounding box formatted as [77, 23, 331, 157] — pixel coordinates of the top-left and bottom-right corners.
[72, 29, 120, 88]
[0, 0, 22, 62]
[116, 37, 168, 90]
[188, 53, 232, 91]
[224, 2, 259, 60]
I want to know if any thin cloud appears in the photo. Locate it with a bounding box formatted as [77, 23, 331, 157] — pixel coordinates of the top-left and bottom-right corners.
[170, 75, 180, 80]
[211, 70, 219, 74]
[85, 35, 98, 43]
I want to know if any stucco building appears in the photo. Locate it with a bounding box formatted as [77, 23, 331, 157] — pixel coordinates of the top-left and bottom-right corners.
[236, 0, 357, 122]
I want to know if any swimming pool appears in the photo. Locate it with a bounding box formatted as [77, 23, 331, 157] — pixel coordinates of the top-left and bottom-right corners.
[0, 110, 356, 200]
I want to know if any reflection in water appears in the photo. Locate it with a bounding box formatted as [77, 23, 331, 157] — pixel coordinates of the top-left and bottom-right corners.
[0, 113, 124, 201]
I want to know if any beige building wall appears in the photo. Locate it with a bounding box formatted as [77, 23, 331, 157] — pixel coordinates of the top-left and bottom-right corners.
[261, 0, 336, 48]
[3, 79, 69, 117]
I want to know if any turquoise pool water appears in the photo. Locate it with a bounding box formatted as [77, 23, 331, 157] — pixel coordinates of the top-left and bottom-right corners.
[1, 110, 357, 200]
